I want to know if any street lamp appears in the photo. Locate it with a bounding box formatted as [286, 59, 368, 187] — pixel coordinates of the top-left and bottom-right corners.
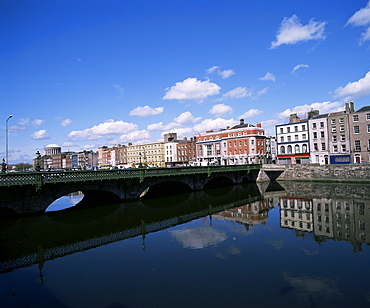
[6, 115, 12, 165]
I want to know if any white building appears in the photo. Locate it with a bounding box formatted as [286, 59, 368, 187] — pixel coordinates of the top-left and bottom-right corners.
[309, 114, 329, 165]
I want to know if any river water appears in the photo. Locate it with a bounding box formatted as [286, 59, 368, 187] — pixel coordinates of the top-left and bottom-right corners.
[1, 181, 370, 308]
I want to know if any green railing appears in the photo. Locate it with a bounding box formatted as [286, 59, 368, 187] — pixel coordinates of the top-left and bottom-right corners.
[0, 164, 262, 188]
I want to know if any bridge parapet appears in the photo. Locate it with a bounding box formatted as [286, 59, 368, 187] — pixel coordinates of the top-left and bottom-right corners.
[0, 164, 262, 188]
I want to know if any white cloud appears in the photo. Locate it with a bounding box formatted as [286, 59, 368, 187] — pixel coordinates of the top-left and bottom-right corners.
[67, 119, 138, 140]
[18, 118, 30, 126]
[61, 119, 72, 127]
[174, 111, 201, 124]
[256, 87, 269, 97]
[147, 111, 201, 132]
[218, 69, 235, 79]
[61, 142, 75, 147]
[147, 122, 181, 131]
[291, 64, 309, 74]
[118, 130, 151, 143]
[9, 125, 27, 133]
[163, 77, 221, 102]
[193, 118, 238, 134]
[334, 71, 370, 100]
[278, 101, 343, 119]
[206, 66, 220, 74]
[261, 119, 279, 127]
[346, 0, 370, 43]
[206, 66, 235, 79]
[129, 106, 164, 117]
[163, 127, 194, 139]
[239, 109, 262, 119]
[113, 83, 124, 98]
[259, 72, 276, 82]
[30, 129, 50, 140]
[209, 104, 233, 117]
[270, 15, 327, 49]
[221, 87, 252, 100]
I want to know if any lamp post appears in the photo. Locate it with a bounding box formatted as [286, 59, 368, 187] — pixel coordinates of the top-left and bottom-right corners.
[6, 115, 12, 166]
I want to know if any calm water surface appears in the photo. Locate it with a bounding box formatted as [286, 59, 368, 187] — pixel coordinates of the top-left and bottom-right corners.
[1, 181, 370, 308]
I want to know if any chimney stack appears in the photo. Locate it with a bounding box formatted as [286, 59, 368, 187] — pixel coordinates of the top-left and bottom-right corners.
[289, 114, 300, 123]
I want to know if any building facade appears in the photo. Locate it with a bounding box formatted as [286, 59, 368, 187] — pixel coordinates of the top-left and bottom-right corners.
[348, 105, 370, 163]
[276, 114, 310, 164]
[196, 119, 266, 165]
[127, 142, 165, 167]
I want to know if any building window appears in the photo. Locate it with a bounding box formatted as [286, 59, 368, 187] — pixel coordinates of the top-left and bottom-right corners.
[355, 140, 361, 151]
[288, 136, 291, 142]
[320, 122, 324, 128]
[294, 126, 298, 132]
[332, 127, 336, 133]
[302, 134, 307, 140]
[340, 125, 345, 132]
[295, 135, 299, 141]
[341, 144, 346, 152]
[367, 113, 370, 120]
[314, 143, 318, 150]
[280, 146, 285, 154]
[280, 128, 283, 133]
[332, 135, 337, 142]
[367, 124, 370, 133]
[320, 131, 325, 138]
[302, 125, 306, 131]
[287, 145, 292, 154]
[339, 118, 344, 124]
[313, 132, 317, 139]
[340, 135, 345, 142]
[312, 123, 317, 129]
[353, 115, 359, 122]
[303, 144, 308, 152]
[295, 145, 299, 153]
[368, 139, 370, 150]
[333, 145, 338, 152]
[287, 127, 290, 133]
[331, 119, 336, 125]
[321, 143, 326, 151]
[354, 126, 360, 134]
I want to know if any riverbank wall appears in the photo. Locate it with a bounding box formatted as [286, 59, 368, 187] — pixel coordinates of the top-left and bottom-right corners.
[257, 164, 370, 183]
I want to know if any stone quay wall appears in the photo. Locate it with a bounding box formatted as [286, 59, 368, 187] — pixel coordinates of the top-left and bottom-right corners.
[258, 164, 370, 183]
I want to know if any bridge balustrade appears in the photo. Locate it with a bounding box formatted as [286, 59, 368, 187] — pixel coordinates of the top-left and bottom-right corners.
[0, 164, 262, 188]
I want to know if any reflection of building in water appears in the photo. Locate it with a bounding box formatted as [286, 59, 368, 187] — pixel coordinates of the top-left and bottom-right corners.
[215, 200, 272, 230]
[280, 197, 314, 233]
[279, 195, 370, 253]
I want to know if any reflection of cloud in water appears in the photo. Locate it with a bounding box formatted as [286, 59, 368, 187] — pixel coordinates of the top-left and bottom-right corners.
[266, 239, 284, 250]
[69, 194, 84, 205]
[303, 249, 319, 256]
[215, 246, 242, 259]
[282, 272, 340, 305]
[170, 226, 226, 249]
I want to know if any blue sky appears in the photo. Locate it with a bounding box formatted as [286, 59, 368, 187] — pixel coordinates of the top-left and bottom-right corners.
[2, 0, 370, 164]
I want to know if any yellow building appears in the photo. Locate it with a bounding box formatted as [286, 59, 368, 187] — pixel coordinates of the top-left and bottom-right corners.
[127, 142, 165, 167]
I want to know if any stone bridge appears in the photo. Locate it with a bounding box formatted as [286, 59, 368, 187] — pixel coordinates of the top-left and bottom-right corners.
[0, 164, 281, 216]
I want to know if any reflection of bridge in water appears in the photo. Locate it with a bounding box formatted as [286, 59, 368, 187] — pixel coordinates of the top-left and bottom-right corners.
[0, 183, 274, 273]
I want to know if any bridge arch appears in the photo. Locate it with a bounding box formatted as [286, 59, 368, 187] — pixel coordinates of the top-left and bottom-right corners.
[38, 182, 126, 213]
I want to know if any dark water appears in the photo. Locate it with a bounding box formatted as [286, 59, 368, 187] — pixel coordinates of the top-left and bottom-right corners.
[1, 181, 370, 308]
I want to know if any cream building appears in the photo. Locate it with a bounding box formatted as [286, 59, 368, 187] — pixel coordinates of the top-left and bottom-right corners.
[127, 142, 165, 167]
